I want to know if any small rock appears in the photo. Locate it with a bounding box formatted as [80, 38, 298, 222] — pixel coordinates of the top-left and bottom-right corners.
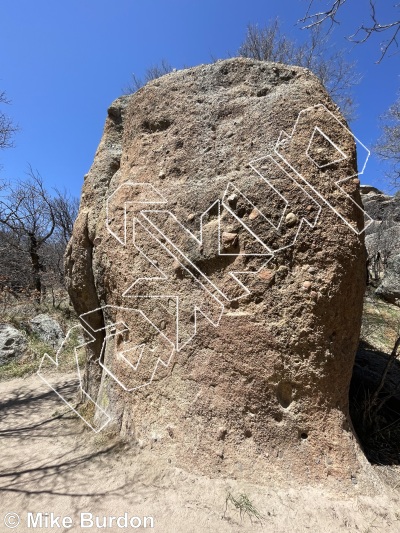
[187, 213, 195, 222]
[257, 268, 275, 285]
[172, 260, 182, 274]
[285, 212, 298, 227]
[249, 208, 259, 220]
[227, 193, 238, 207]
[217, 427, 227, 441]
[303, 281, 312, 291]
[222, 232, 238, 249]
[158, 170, 166, 179]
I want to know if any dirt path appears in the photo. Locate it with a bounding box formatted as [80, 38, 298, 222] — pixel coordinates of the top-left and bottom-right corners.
[1, 373, 400, 533]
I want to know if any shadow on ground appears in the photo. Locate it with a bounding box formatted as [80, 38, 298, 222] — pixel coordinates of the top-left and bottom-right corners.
[0, 377, 129, 499]
[350, 340, 400, 465]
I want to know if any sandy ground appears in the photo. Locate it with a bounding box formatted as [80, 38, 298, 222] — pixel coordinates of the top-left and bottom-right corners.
[1, 373, 400, 533]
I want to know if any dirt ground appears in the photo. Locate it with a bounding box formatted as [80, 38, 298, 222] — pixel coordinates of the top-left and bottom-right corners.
[1, 373, 400, 533]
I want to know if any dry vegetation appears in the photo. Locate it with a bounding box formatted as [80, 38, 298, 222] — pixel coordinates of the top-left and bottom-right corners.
[350, 289, 400, 465]
[0, 289, 79, 381]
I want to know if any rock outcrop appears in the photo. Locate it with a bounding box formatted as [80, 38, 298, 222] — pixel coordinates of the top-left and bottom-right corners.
[30, 314, 64, 349]
[66, 58, 368, 482]
[0, 324, 27, 365]
[375, 254, 400, 302]
[361, 186, 400, 303]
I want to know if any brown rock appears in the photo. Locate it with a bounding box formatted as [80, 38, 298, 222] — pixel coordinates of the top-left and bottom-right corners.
[221, 231, 238, 250]
[248, 208, 259, 220]
[257, 268, 275, 286]
[65, 58, 368, 483]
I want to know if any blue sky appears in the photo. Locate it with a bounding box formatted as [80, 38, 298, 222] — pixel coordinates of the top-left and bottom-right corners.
[0, 0, 399, 196]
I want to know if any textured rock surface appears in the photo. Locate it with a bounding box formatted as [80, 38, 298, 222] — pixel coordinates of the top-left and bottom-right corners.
[0, 324, 27, 365]
[30, 314, 64, 348]
[375, 254, 400, 302]
[361, 186, 400, 302]
[66, 58, 368, 482]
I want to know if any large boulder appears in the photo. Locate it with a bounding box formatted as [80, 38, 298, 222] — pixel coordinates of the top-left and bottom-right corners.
[30, 314, 64, 349]
[0, 324, 28, 365]
[360, 186, 400, 298]
[361, 187, 400, 225]
[65, 58, 368, 482]
[375, 254, 400, 303]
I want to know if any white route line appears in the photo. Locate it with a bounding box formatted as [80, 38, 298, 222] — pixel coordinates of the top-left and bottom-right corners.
[306, 126, 347, 169]
[39, 103, 374, 432]
[37, 324, 112, 433]
[80, 306, 177, 391]
[126, 216, 226, 351]
[273, 104, 373, 234]
[106, 182, 168, 246]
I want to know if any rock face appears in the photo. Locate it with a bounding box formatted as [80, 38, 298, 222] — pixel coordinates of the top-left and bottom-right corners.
[66, 58, 368, 482]
[30, 314, 64, 349]
[375, 254, 400, 302]
[361, 186, 400, 303]
[0, 324, 27, 365]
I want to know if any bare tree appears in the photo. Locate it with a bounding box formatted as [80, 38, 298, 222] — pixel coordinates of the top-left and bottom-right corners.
[375, 94, 400, 188]
[124, 59, 174, 93]
[0, 168, 79, 302]
[52, 189, 79, 245]
[0, 227, 33, 295]
[239, 19, 359, 120]
[0, 91, 17, 151]
[239, 19, 296, 63]
[0, 168, 56, 300]
[299, 0, 400, 62]
[46, 190, 79, 300]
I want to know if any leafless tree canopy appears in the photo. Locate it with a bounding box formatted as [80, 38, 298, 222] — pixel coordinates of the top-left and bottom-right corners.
[52, 189, 79, 245]
[299, 0, 400, 62]
[124, 59, 173, 93]
[375, 94, 400, 188]
[0, 167, 78, 301]
[0, 91, 17, 150]
[238, 19, 359, 120]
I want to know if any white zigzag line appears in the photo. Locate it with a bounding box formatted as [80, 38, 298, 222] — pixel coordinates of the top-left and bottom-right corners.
[126, 216, 225, 351]
[273, 103, 373, 235]
[37, 324, 112, 433]
[80, 306, 177, 391]
[39, 103, 374, 432]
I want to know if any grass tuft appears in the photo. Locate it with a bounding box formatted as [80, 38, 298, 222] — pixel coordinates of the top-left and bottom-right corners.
[224, 491, 264, 524]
